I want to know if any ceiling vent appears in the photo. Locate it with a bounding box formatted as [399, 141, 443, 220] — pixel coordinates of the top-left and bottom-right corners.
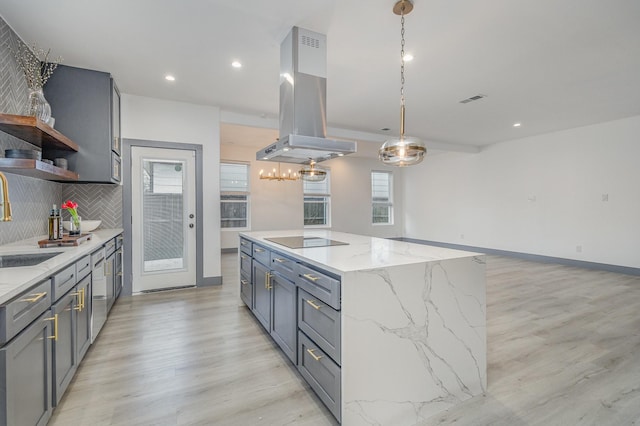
[459, 94, 487, 104]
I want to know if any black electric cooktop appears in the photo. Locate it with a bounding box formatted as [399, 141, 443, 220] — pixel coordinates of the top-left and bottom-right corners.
[265, 236, 349, 249]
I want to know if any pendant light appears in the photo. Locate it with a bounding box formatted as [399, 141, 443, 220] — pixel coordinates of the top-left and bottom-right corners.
[379, 0, 426, 166]
[259, 163, 299, 181]
[299, 160, 327, 182]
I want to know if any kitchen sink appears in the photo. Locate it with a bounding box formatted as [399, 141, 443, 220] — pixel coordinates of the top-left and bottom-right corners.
[0, 252, 62, 268]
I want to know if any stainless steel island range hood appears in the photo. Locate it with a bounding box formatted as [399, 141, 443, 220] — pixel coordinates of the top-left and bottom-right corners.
[256, 27, 357, 165]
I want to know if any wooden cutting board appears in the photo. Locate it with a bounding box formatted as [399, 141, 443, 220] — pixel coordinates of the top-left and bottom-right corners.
[38, 233, 92, 248]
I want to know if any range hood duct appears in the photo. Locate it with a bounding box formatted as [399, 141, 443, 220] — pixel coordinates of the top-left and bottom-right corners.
[256, 27, 357, 164]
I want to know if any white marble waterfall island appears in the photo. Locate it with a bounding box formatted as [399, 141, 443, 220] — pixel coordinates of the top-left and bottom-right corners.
[239, 230, 486, 425]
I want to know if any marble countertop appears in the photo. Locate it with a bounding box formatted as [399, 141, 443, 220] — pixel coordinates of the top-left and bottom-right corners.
[0, 228, 123, 305]
[240, 230, 482, 275]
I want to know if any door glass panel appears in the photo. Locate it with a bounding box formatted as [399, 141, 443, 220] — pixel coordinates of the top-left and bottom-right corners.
[141, 159, 186, 273]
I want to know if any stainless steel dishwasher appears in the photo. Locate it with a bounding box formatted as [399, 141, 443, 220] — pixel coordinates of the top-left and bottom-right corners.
[91, 247, 107, 342]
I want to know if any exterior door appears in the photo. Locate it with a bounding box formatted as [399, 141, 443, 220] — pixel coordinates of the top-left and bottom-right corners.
[131, 147, 197, 292]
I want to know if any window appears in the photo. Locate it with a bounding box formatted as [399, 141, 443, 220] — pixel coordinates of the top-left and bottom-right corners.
[372, 171, 393, 224]
[220, 163, 250, 229]
[303, 172, 331, 227]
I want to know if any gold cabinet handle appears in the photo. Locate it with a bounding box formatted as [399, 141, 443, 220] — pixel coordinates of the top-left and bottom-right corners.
[241, 241, 248, 246]
[21, 292, 47, 303]
[306, 348, 323, 361]
[265, 272, 272, 290]
[254, 248, 265, 253]
[303, 273, 320, 282]
[240, 255, 247, 261]
[44, 314, 58, 340]
[80, 287, 85, 311]
[70, 291, 82, 311]
[306, 299, 323, 310]
[241, 279, 249, 285]
[274, 258, 286, 263]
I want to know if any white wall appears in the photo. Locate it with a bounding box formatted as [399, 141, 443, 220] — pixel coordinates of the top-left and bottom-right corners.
[121, 94, 221, 279]
[220, 144, 404, 248]
[402, 115, 640, 268]
[220, 144, 303, 248]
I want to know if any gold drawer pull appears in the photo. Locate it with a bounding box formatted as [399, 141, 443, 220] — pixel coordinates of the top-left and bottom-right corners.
[21, 292, 47, 303]
[241, 241, 248, 246]
[241, 279, 249, 285]
[265, 272, 272, 290]
[44, 314, 58, 341]
[274, 258, 286, 263]
[303, 273, 320, 282]
[306, 299, 323, 310]
[306, 348, 323, 361]
[241, 255, 247, 260]
[254, 248, 265, 253]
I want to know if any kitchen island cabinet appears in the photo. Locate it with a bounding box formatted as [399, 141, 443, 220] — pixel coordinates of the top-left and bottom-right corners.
[240, 230, 487, 426]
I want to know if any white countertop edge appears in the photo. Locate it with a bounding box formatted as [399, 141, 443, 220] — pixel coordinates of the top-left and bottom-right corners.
[0, 229, 123, 305]
[239, 230, 483, 275]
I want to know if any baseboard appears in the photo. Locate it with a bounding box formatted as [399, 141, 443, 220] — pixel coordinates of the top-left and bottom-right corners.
[198, 276, 223, 287]
[393, 237, 640, 277]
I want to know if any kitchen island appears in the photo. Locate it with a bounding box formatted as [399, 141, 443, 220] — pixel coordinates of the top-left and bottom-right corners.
[239, 230, 486, 425]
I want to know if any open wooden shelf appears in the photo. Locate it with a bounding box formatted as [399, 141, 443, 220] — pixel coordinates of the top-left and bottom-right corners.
[0, 113, 79, 152]
[0, 158, 79, 181]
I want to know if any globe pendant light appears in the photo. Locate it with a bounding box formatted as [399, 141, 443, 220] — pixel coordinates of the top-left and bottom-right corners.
[379, 0, 426, 166]
[299, 159, 327, 182]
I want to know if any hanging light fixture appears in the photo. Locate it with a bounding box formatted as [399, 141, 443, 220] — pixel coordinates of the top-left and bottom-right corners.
[379, 0, 426, 166]
[259, 163, 299, 181]
[299, 160, 327, 182]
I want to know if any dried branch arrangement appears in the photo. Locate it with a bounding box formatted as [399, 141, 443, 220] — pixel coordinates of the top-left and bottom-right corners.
[9, 41, 62, 90]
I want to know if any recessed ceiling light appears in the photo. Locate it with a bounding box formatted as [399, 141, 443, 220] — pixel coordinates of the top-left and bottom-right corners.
[513, 122, 522, 127]
[231, 61, 242, 68]
[403, 53, 414, 62]
[165, 75, 175, 81]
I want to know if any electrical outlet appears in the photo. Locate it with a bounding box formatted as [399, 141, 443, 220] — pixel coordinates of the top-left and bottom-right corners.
[576, 245, 582, 253]
[602, 194, 609, 202]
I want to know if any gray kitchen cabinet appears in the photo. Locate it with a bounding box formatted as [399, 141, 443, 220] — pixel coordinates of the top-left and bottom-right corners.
[44, 64, 121, 183]
[75, 274, 92, 363]
[51, 287, 78, 406]
[106, 251, 116, 312]
[298, 288, 341, 364]
[240, 271, 252, 309]
[252, 259, 271, 331]
[0, 310, 53, 426]
[270, 271, 297, 363]
[115, 235, 123, 298]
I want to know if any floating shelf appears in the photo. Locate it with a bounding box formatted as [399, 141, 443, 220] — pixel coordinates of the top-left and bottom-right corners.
[0, 158, 79, 181]
[0, 113, 79, 152]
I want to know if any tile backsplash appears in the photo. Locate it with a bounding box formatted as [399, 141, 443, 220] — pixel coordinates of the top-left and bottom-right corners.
[0, 16, 122, 246]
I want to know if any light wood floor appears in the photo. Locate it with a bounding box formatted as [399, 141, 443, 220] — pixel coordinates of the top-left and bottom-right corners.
[49, 254, 640, 426]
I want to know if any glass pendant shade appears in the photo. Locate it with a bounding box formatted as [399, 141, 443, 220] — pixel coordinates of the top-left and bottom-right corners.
[379, 136, 426, 166]
[299, 161, 327, 182]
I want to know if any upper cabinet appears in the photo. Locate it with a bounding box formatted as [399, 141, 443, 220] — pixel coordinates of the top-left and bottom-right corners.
[44, 65, 121, 183]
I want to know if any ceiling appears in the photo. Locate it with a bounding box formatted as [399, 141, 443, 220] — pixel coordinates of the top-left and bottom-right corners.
[2, 0, 640, 153]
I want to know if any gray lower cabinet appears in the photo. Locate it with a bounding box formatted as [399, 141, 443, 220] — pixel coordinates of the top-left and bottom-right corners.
[106, 251, 116, 312]
[75, 275, 92, 362]
[252, 260, 271, 331]
[270, 272, 297, 363]
[51, 288, 78, 406]
[240, 271, 252, 309]
[0, 310, 53, 426]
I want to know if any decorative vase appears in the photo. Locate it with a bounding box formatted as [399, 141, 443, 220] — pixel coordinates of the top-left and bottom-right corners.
[24, 88, 51, 123]
[69, 216, 81, 236]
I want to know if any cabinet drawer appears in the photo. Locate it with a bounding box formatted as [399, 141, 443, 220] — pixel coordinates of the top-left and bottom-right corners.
[297, 264, 341, 310]
[270, 252, 297, 282]
[105, 238, 116, 257]
[298, 331, 341, 422]
[0, 279, 52, 345]
[252, 244, 270, 266]
[240, 238, 252, 256]
[298, 289, 341, 365]
[240, 252, 252, 276]
[116, 234, 123, 249]
[240, 271, 252, 309]
[51, 263, 77, 302]
[76, 255, 91, 280]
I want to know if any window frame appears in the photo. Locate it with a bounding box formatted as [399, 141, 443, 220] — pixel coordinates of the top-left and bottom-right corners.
[220, 161, 251, 230]
[371, 170, 394, 226]
[303, 170, 331, 228]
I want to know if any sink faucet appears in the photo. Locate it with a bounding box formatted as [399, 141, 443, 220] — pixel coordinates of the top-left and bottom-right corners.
[0, 172, 11, 222]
